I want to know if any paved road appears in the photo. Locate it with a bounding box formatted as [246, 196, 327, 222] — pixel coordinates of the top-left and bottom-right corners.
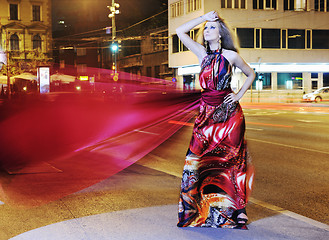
[242, 103, 329, 225]
[1, 102, 328, 239]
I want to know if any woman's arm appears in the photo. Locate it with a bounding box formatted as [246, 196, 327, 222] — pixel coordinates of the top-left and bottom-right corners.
[176, 11, 218, 63]
[224, 52, 255, 103]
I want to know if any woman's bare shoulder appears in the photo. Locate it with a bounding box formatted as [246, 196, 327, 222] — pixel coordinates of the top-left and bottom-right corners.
[222, 49, 238, 58]
[221, 49, 238, 66]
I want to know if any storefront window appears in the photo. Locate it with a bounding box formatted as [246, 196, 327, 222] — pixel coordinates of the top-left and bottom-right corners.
[323, 73, 329, 87]
[277, 73, 303, 90]
[183, 74, 195, 91]
[252, 73, 271, 90]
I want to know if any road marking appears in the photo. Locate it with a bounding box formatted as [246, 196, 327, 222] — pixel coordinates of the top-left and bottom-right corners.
[248, 138, 329, 155]
[249, 197, 329, 231]
[297, 119, 322, 123]
[246, 127, 264, 131]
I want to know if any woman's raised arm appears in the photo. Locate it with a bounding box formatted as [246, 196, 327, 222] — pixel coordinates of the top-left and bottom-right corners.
[176, 11, 219, 63]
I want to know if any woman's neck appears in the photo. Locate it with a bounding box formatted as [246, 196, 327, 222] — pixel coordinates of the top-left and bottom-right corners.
[208, 41, 221, 51]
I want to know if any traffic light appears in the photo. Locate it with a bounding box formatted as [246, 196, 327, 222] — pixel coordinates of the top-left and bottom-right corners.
[111, 42, 119, 52]
[110, 40, 121, 53]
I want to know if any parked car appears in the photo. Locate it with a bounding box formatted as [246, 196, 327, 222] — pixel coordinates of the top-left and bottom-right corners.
[303, 87, 329, 102]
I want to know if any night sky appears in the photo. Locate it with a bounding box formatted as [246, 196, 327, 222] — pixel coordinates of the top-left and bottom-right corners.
[52, 0, 168, 37]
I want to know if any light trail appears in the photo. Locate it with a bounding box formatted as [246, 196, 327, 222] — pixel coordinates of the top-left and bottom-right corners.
[169, 120, 293, 128]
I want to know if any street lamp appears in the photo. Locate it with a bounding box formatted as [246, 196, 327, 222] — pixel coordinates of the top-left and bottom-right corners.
[107, 1, 120, 40]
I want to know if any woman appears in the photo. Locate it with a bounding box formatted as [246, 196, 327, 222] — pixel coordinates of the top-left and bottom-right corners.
[176, 11, 255, 229]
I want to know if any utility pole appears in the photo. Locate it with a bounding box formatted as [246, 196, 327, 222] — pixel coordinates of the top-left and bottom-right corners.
[257, 57, 262, 103]
[107, 1, 120, 73]
[5, 31, 11, 99]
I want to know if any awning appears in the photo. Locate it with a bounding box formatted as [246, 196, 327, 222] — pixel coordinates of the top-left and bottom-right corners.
[14, 73, 37, 81]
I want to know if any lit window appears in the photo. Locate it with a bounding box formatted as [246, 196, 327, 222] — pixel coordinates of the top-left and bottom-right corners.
[221, 0, 246, 9]
[314, 0, 328, 12]
[284, 0, 307, 11]
[186, 0, 201, 13]
[170, 1, 184, 18]
[277, 73, 302, 90]
[252, 73, 271, 90]
[253, 0, 277, 9]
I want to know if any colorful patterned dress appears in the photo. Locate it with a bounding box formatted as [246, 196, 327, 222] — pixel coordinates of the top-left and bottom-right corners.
[177, 49, 254, 229]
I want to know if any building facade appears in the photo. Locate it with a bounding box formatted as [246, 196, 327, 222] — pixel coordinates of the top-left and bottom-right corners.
[118, 27, 174, 81]
[0, 0, 52, 75]
[168, 0, 329, 97]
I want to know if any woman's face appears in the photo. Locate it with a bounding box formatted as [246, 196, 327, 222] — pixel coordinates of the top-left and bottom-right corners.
[204, 21, 221, 42]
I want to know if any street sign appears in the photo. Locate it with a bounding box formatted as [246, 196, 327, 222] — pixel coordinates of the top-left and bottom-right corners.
[38, 67, 50, 93]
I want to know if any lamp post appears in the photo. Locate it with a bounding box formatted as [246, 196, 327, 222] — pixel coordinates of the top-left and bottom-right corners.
[257, 57, 262, 103]
[107, 0, 120, 73]
[4, 31, 11, 99]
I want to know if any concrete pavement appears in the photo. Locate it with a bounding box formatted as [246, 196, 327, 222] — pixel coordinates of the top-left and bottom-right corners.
[5, 157, 329, 240]
[10, 204, 329, 240]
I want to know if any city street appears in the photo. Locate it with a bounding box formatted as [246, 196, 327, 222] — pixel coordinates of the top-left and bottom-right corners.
[1, 102, 329, 239]
[1, 0, 329, 238]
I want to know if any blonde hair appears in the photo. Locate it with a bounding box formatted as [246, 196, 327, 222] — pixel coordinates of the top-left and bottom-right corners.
[197, 17, 239, 54]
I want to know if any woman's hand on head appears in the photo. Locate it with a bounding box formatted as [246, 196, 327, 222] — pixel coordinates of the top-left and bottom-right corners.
[201, 11, 219, 22]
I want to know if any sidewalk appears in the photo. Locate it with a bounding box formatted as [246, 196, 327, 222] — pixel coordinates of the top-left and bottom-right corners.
[4, 158, 328, 240]
[10, 204, 329, 240]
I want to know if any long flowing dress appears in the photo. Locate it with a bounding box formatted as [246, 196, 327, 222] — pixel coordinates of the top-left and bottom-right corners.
[177, 49, 254, 229]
